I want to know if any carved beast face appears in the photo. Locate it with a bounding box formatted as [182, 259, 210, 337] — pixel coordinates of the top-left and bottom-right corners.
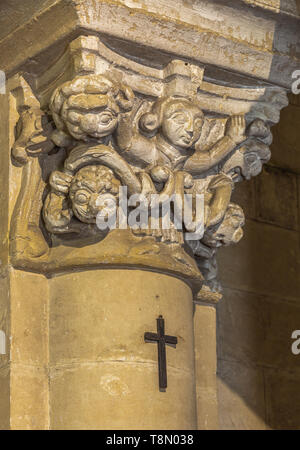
[69, 165, 120, 224]
[202, 203, 245, 248]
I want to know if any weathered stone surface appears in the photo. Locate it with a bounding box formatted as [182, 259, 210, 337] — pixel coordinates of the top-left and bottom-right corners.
[217, 288, 266, 367]
[218, 287, 300, 370]
[0, 276, 10, 371]
[231, 178, 256, 220]
[298, 174, 300, 232]
[49, 269, 197, 430]
[264, 368, 300, 429]
[7, 35, 282, 302]
[218, 219, 300, 301]
[1, 0, 299, 87]
[0, 94, 10, 273]
[270, 101, 300, 174]
[0, 0, 299, 432]
[50, 363, 195, 430]
[259, 296, 300, 370]
[10, 364, 49, 430]
[243, 0, 300, 16]
[10, 270, 48, 366]
[0, 366, 9, 430]
[256, 165, 298, 230]
[194, 304, 218, 430]
[217, 359, 267, 430]
[0, 1, 57, 41]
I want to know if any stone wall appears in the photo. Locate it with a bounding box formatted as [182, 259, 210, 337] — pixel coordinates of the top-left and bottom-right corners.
[217, 94, 300, 430]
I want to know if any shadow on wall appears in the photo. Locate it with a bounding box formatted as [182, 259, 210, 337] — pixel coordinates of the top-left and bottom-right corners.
[216, 0, 300, 431]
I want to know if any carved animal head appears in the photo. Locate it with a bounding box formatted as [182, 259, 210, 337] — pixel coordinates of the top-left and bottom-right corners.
[202, 203, 245, 248]
[69, 165, 120, 224]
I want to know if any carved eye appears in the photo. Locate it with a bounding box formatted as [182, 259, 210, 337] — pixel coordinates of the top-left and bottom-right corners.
[75, 191, 89, 205]
[245, 153, 258, 164]
[194, 118, 203, 129]
[170, 113, 186, 124]
[230, 218, 241, 228]
[99, 112, 114, 125]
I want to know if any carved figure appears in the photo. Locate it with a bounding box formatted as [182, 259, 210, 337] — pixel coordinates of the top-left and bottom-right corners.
[188, 203, 245, 292]
[43, 164, 121, 233]
[49, 74, 134, 146]
[117, 96, 246, 174]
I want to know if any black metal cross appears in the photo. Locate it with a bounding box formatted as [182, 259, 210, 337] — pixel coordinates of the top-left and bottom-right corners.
[144, 315, 177, 392]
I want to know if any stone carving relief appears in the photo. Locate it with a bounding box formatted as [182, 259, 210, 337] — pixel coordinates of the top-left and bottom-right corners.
[9, 35, 288, 301]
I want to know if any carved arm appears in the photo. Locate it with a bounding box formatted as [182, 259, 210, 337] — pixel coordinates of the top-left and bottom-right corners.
[183, 115, 246, 175]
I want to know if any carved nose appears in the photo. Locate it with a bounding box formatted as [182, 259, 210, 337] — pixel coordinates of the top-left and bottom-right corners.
[185, 121, 194, 134]
[89, 195, 100, 214]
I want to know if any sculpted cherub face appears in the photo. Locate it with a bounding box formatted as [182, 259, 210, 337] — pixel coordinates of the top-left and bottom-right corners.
[63, 97, 119, 141]
[50, 74, 134, 143]
[69, 165, 120, 224]
[161, 99, 204, 149]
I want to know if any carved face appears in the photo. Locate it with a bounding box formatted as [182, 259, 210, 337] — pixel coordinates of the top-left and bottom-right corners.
[64, 100, 119, 141]
[81, 108, 118, 138]
[69, 165, 120, 223]
[50, 74, 134, 143]
[242, 151, 264, 179]
[161, 100, 204, 149]
[223, 140, 270, 182]
[202, 204, 245, 247]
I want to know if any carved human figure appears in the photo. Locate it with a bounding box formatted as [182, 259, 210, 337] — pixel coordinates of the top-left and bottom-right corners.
[117, 96, 246, 173]
[191, 173, 234, 231]
[183, 115, 247, 174]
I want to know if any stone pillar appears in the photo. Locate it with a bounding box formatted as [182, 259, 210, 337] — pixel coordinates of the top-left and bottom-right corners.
[49, 270, 196, 430]
[0, 0, 299, 430]
[194, 301, 219, 430]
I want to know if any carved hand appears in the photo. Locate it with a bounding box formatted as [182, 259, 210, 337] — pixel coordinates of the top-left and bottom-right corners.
[225, 115, 246, 145]
[49, 171, 73, 194]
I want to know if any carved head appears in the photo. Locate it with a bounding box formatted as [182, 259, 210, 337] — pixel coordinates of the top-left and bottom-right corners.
[140, 97, 204, 149]
[69, 165, 120, 223]
[50, 75, 134, 143]
[202, 203, 245, 248]
[222, 132, 271, 181]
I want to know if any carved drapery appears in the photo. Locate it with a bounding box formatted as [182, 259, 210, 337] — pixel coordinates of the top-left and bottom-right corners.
[9, 35, 288, 301]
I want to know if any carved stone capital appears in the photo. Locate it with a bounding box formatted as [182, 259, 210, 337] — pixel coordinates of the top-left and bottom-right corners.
[9, 35, 290, 301]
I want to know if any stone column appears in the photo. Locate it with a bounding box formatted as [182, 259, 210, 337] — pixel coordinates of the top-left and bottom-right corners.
[49, 270, 196, 430]
[194, 301, 219, 430]
[0, 0, 299, 430]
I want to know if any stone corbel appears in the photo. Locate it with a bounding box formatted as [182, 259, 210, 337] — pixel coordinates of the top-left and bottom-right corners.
[9, 35, 289, 302]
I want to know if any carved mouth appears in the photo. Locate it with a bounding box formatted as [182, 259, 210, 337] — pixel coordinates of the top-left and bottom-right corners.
[74, 206, 96, 223]
[181, 135, 192, 144]
[92, 130, 114, 138]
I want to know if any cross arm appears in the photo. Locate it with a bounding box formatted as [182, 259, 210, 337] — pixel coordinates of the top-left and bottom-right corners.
[165, 335, 178, 347]
[144, 332, 158, 343]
